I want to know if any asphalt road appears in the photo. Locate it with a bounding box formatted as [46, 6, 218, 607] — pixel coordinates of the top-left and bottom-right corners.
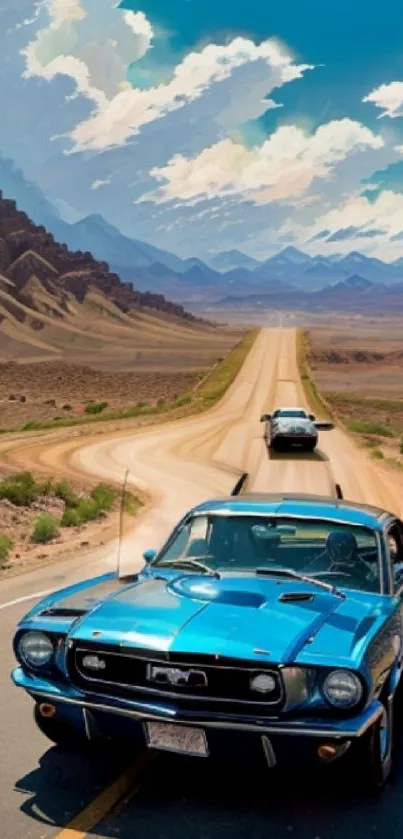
[1, 326, 403, 839]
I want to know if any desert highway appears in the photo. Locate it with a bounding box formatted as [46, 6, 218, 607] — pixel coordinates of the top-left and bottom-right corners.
[1, 326, 403, 839]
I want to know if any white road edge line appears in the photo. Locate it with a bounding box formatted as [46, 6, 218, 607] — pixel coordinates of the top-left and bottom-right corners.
[0, 589, 53, 611]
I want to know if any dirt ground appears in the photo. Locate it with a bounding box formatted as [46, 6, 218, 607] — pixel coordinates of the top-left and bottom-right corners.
[0, 363, 200, 430]
[0, 470, 142, 579]
[308, 315, 403, 464]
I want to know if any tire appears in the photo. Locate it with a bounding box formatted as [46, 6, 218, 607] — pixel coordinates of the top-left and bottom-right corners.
[305, 440, 316, 452]
[352, 700, 393, 792]
[34, 704, 87, 749]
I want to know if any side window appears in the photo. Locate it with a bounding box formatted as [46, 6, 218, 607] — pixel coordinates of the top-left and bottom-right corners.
[386, 521, 403, 591]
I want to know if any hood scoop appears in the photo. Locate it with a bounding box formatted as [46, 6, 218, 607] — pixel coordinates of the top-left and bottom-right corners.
[279, 592, 316, 603]
[169, 577, 266, 608]
[39, 607, 87, 618]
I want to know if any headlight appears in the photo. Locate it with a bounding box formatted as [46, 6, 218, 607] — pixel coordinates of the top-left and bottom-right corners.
[322, 669, 363, 708]
[18, 631, 54, 667]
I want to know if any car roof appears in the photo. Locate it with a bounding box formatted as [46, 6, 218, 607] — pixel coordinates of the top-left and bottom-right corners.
[274, 406, 306, 412]
[190, 493, 393, 531]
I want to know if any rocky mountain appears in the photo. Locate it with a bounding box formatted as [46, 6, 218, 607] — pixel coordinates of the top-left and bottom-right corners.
[2, 152, 403, 311]
[0, 191, 203, 322]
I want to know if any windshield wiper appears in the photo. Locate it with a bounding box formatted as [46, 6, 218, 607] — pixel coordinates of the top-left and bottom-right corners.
[255, 566, 345, 598]
[154, 559, 221, 579]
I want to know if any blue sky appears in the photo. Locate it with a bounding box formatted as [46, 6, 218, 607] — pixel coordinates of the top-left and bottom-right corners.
[2, 0, 403, 260]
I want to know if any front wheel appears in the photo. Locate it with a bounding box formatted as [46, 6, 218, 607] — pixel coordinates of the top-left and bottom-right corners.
[353, 701, 393, 792]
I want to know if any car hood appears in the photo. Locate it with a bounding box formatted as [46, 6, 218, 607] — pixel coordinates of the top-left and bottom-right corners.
[34, 572, 394, 669]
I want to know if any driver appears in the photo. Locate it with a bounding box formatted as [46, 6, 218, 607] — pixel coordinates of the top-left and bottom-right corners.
[304, 530, 370, 583]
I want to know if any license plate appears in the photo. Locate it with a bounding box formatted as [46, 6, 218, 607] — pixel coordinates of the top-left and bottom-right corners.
[145, 722, 208, 757]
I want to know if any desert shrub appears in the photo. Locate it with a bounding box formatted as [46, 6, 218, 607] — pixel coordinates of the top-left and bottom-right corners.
[19, 395, 26, 403]
[32, 513, 59, 544]
[54, 479, 78, 506]
[371, 448, 384, 460]
[36, 478, 54, 496]
[61, 507, 81, 528]
[0, 471, 37, 506]
[400, 438, 403, 454]
[75, 498, 103, 523]
[0, 534, 13, 567]
[85, 401, 108, 414]
[62, 404, 72, 411]
[90, 483, 116, 511]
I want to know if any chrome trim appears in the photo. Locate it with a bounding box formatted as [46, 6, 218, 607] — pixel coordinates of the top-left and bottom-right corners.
[261, 735, 277, 768]
[73, 648, 284, 706]
[25, 687, 383, 737]
[82, 707, 94, 740]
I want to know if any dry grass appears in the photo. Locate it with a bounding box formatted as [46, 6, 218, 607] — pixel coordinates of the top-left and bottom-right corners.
[307, 316, 403, 465]
[0, 328, 259, 434]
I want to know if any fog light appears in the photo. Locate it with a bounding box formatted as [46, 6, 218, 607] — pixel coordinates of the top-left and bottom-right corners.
[317, 744, 337, 760]
[38, 703, 56, 718]
[250, 673, 276, 693]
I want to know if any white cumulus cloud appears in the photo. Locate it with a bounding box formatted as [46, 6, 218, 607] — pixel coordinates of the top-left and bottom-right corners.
[276, 189, 403, 261]
[363, 81, 403, 118]
[142, 119, 384, 205]
[91, 177, 111, 190]
[311, 190, 403, 238]
[67, 36, 312, 152]
[22, 0, 153, 109]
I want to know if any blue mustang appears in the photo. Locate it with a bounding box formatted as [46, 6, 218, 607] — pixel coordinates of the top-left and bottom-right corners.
[11, 493, 403, 790]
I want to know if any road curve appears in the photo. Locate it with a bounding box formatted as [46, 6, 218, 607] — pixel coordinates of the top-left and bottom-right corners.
[1, 326, 403, 839]
[1, 326, 402, 600]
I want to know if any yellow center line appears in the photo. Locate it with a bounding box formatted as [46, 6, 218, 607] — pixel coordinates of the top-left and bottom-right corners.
[54, 751, 155, 839]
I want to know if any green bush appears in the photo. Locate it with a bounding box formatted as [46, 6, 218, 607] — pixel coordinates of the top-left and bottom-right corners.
[90, 483, 117, 511]
[61, 507, 81, 528]
[0, 471, 37, 506]
[85, 401, 108, 415]
[54, 478, 77, 506]
[32, 513, 59, 544]
[0, 534, 13, 567]
[75, 498, 102, 523]
[36, 478, 54, 496]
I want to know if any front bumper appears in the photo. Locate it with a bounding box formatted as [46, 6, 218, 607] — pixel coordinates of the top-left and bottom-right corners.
[12, 666, 383, 740]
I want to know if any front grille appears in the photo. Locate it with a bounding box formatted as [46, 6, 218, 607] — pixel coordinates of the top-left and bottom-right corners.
[67, 642, 284, 715]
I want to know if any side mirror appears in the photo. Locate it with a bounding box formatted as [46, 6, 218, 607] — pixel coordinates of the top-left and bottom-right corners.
[143, 548, 157, 563]
[260, 413, 271, 422]
[314, 421, 334, 431]
[308, 414, 316, 421]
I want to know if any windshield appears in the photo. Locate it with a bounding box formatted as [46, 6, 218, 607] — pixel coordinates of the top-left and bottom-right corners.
[153, 514, 380, 593]
[275, 410, 307, 418]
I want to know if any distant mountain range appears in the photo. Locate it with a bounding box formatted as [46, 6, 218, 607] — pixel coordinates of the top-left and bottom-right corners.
[2, 153, 403, 313]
